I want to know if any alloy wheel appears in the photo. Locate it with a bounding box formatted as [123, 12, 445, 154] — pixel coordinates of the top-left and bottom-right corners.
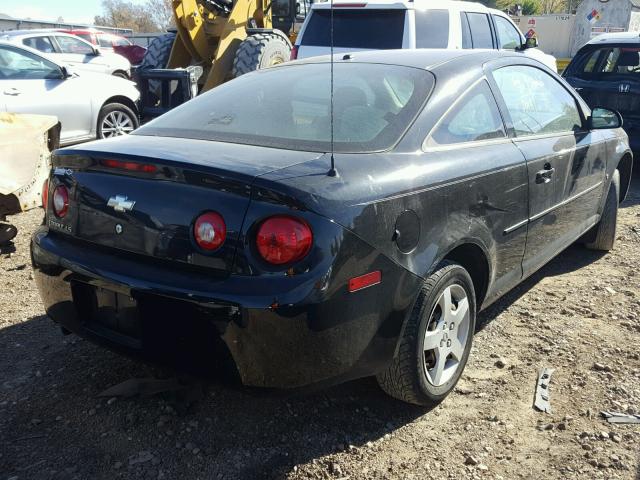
[101, 111, 135, 138]
[422, 284, 470, 387]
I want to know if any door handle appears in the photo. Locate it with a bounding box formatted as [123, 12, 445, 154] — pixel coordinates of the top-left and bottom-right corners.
[3, 88, 20, 96]
[536, 165, 555, 184]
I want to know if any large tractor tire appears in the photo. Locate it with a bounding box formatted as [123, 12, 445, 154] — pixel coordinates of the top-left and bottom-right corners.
[232, 33, 292, 78]
[139, 33, 176, 70]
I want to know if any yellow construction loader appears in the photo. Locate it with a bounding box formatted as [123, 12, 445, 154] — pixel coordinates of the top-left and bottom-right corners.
[137, 0, 301, 116]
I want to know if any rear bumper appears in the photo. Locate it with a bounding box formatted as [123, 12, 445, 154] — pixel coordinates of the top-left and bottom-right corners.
[31, 228, 421, 389]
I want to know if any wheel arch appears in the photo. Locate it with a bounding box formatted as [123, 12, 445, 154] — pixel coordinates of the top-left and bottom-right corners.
[616, 152, 633, 203]
[112, 69, 130, 79]
[436, 241, 492, 310]
[101, 95, 139, 117]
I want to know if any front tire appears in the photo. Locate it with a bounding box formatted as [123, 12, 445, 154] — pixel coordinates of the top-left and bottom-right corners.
[377, 261, 476, 406]
[585, 169, 620, 251]
[232, 33, 291, 78]
[97, 103, 139, 139]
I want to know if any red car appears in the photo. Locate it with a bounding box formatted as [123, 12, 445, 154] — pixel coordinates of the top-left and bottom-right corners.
[60, 29, 147, 65]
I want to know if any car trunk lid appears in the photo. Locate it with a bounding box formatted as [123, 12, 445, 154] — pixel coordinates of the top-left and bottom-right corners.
[48, 135, 323, 275]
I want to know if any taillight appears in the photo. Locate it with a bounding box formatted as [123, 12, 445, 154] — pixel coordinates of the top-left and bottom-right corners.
[101, 159, 157, 173]
[42, 179, 49, 209]
[290, 45, 299, 60]
[52, 185, 69, 218]
[256, 215, 312, 265]
[193, 211, 226, 251]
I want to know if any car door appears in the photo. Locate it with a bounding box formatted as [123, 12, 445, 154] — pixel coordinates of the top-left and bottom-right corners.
[51, 35, 106, 74]
[0, 44, 93, 142]
[489, 63, 605, 276]
[423, 79, 529, 299]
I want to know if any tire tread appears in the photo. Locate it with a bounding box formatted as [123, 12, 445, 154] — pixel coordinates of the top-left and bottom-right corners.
[376, 261, 465, 405]
[585, 170, 619, 251]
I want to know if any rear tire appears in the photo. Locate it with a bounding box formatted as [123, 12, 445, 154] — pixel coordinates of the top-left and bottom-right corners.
[376, 261, 476, 406]
[139, 33, 175, 70]
[232, 33, 291, 78]
[97, 103, 139, 139]
[585, 170, 619, 251]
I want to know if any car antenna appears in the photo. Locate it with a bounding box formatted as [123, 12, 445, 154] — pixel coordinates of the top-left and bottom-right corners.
[327, 0, 338, 177]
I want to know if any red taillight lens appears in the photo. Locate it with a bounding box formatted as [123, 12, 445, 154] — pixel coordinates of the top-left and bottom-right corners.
[256, 215, 312, 265]
[101, 159, 157, 173]
[52, 185, 69, 218]
[193, 211, 226, 251]
[42, 179, 49, 209]
[290, 45, 299, 60]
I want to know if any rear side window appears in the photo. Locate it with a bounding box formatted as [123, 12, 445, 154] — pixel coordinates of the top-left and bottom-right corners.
[22, 36, 55, 54]
[300, 9, 405, 49]
[466, 13, 493, 49]
[136, 63, 434, 153]
[415, 9, 449, 48]
[426, 81, 505, 147]
[580, 47, 640, 76]
[493, 15, 522, 50]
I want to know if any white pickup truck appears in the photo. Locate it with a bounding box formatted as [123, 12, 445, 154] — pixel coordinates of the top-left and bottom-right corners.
[292, 0, 557, 72]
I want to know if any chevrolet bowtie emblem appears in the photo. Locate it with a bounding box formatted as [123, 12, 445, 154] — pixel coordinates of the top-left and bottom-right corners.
[107, 195, 136, 212]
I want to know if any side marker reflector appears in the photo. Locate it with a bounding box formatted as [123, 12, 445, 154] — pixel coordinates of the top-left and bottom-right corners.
[348, 271, 381, 293]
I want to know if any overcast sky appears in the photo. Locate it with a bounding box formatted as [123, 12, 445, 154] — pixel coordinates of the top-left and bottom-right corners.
[1, 0, 146, 24]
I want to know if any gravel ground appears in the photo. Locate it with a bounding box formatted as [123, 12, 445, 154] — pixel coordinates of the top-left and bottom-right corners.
[1, 172, 639, 480]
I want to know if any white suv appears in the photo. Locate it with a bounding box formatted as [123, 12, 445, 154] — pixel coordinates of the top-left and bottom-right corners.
[293, 0, 557, 71]
[0, 30, 131, 78]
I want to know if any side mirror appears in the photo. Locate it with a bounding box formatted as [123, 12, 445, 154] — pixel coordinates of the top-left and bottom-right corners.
[92, 47, 101, 56]
[524, 37, 539, 49]
[60, 66, 72, 78]
[589, 107, 623, 130]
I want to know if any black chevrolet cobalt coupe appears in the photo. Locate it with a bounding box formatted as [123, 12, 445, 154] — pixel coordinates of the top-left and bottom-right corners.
[33, 49, 632, 406]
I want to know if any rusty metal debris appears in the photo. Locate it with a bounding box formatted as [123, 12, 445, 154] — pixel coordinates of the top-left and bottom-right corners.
[534, 367, 554, 413]
[601, 411, 640, 424]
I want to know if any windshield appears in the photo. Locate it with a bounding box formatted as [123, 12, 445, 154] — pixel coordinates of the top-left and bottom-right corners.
[300, 9, 405, 49]
[135, 63, 433, 153]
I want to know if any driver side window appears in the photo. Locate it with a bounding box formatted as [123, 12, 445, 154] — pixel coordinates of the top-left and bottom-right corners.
[54, 36, 95, 55]
[493, 65, 582, 136]
[493, 15, 522, 50]
[0, 46, 62, 80]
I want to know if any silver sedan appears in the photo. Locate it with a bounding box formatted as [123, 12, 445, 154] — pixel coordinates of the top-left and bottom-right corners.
[0, 41, 140, 146]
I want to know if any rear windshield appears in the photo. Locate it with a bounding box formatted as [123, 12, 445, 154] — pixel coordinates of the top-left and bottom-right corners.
[577, 46, 640, 78]
[135, 63, 433, 153]
[300, 9, 405, 49]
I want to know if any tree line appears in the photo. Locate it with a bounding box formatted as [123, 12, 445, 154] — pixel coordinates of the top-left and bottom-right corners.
[94, 0, 174, 32]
